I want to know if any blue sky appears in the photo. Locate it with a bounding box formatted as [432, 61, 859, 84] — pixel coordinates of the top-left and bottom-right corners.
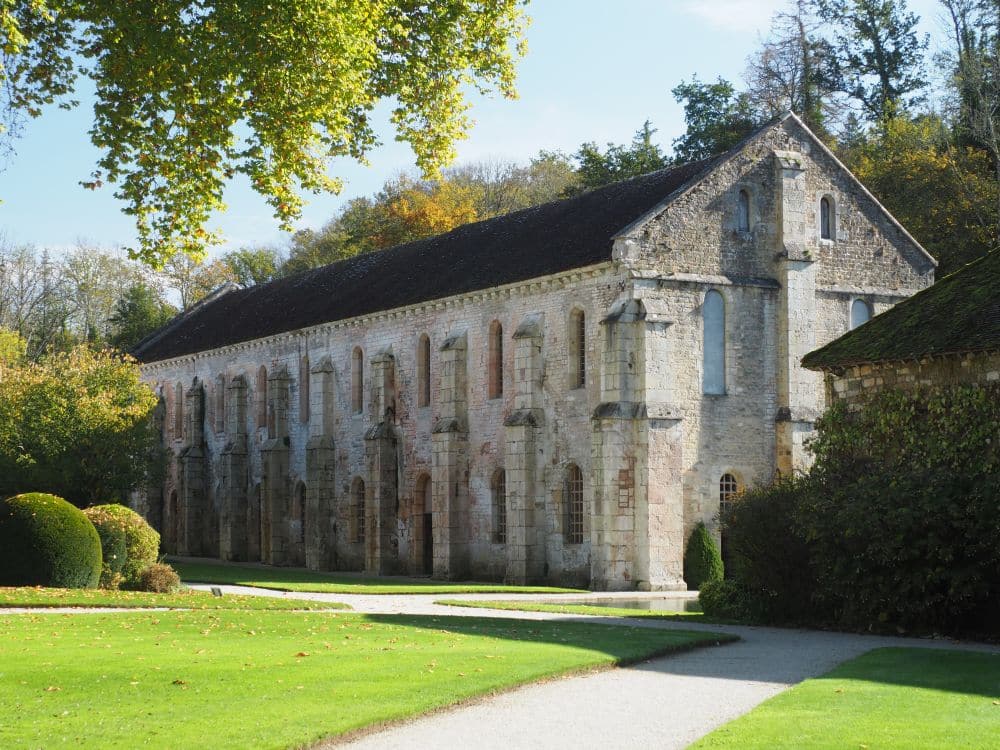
[0, 0, 943, 256]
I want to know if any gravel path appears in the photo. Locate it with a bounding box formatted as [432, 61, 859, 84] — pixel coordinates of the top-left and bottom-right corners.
[182, 584, 999, 750]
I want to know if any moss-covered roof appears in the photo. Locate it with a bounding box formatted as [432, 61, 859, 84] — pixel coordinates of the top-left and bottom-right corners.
[802, 250, 1000, 370]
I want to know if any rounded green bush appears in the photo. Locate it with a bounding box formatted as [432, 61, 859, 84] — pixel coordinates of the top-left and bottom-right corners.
[0, 493, 102, 588]
[83, 504, 160, 589]
[683, 521, 724, 591]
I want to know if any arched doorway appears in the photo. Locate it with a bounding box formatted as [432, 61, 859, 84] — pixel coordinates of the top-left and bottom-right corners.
[414, 474, 433, 575]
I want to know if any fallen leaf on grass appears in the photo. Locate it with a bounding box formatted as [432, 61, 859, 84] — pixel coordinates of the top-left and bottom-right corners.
[43, 686, 60, 692]
[295, 652, 309, 658]
[172, 679, 187, 686]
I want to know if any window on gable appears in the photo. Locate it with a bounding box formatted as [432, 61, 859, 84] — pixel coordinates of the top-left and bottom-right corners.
[820, 196, 833, 240]
[417, 334, 431, 407]
[565, 463, 584, 545]
[737, 189, 750, 232]
[488, 320, 503, 399]
[850, 299, 872, 330]
[492, 469, 507, 544]
[703, 290, 726, 395]
[352, 477, 366, 544]
[569, 309, 586, 389]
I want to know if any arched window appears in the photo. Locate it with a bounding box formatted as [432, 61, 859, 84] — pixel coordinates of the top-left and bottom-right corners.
[492, 469, 507, 544]
[850, 299, 872, 330]
[703, 290, 726, 395]
[351, 347, 364, 414]
[256, 366, 268, 430]
[488, 321, 503, 399]
[820, 196, 833, 240]
[417, 334, 431, 407]
[299, 355, 310, 424]
[565, 463, 584, 545]
[174, 382, 184, 439]
[737, 189, 750, 232]
[569, 309, 586, 389]
[215, 374, 226, 433]
[352, 477, 366, 544]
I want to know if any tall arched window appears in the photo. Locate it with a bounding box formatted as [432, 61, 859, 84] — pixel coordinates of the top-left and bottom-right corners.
[214, 374, 226, 433]
[565, 463, 584, 545]
[256, 366, 268, 429]
[569, 309, 586, 389]
[352, 477, 366, 544]
[737, 189, 750, 232]
[414, 473, 433, 573]
[417, 334, 431, 407]
[492, 469, 507, 544]
[850, 299, 872, 330]
[820, 196, 833, 240]
[299, 355, 310, 424]
[174, 382, 184, 439]
[488, 321, 503, 399]
[351, 347, 364, 414]
[703, 290, 726, 395]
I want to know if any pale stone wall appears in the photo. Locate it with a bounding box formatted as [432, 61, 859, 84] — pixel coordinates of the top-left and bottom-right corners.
[140, 117, 935, 588]
[822, 352, 1000, 408]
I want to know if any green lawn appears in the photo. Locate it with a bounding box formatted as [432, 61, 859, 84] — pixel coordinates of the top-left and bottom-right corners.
[691, 647, 1000, 749]
[171, 558, 585, 594]
[436, 598, 735, 624]
[0, 586, 343, 611]
[0, 610, 735, 749]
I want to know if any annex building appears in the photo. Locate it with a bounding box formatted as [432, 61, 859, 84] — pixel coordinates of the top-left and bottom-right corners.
[132, 114, 936, 590]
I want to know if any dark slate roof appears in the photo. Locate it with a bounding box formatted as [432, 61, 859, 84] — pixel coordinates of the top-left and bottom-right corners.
[133, 156, 718, 363]
[803, 250, 1000, 370]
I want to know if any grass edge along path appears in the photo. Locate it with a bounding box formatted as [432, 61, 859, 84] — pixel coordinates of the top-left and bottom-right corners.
[435, 598, 737, 625]
[0, 610, 737, 750]
[0, 585, 346, 611]
[171, 558, 585, 595]
[690, 646, 1000, 749]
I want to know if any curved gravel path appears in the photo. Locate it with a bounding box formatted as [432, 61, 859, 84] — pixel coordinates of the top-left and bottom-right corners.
[181, 584, 999, 750]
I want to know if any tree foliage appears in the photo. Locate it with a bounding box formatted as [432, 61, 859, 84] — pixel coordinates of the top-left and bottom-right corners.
[571, 121, 670, 192]
[670, 77, 760, 162]
[682, 522, 724, 591]
[0, 336, 160, 506]
[107, 283, 177, 351]
[0, 1, 528, 266]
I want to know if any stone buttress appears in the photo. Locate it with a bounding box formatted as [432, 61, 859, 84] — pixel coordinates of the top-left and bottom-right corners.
[503, 314, 547, 584]
[305, 357, 337, 570]
[261, 365, 291, 564]
[177, 378, 207, 555]
[219, 374, 248, 561]
[591, 290, 685, 591]
[431, 332, 470, 579]
[364, 350, 399, 574]
[773, 151, 820, 474]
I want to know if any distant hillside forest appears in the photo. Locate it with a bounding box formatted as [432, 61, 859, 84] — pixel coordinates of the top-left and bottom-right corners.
[4, 0, 997, 355]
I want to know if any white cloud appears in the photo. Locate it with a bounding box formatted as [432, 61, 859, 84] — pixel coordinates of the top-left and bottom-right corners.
[677, 0, 785, 34]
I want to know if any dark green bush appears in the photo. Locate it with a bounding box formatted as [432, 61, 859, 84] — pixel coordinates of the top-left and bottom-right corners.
[803, 385, 1000, 633]
[0, 493, 102, 588]
[683, 521, 724, 590]
[721, 475, 822, 624]
[83, 504, 160, 589]
[135, 562, 181, 593]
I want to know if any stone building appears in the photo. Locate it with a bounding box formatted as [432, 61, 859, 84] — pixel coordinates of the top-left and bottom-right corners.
[132, 113, 935, 590]
[803, 247, 999, 405]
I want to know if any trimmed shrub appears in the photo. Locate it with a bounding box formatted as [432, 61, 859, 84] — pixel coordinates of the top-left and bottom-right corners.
[699, 579, 758, 621]
[135, 562, 181, 594]
[83, 504, 160, 589]
[683, 522, 724, 590]
[0, 493, 102, 588]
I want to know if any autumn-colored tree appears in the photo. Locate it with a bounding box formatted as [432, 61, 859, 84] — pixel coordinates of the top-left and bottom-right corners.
[0, 338, 160, 506]
[842, 115, 996, 274]
[0, 1, 527, 266]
